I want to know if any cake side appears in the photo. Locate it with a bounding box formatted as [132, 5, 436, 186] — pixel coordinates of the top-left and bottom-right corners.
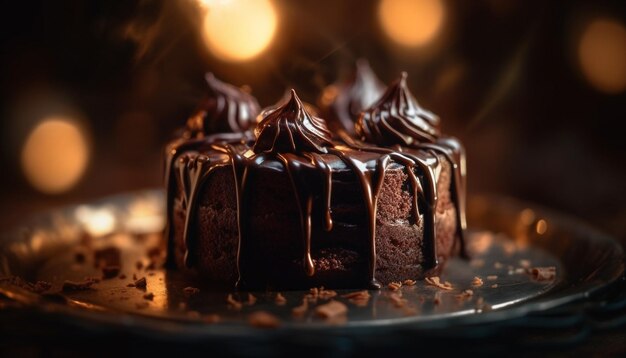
[169, 148, 458, 289]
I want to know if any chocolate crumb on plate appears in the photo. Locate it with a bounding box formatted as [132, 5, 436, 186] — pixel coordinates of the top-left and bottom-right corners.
[62, 278, 96, 292]
[527, 266, 557, 281]
[248, 311, 281, 328]
[133, 277, 147, 289]
[118, 274, 126, 279]
[143, 292, 154, 300]
[315, 300, 348, 319]
[425, 277, 453, 290]
[472, 276, 484, 287]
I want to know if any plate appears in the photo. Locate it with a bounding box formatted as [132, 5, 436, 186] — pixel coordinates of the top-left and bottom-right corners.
[0, 190, 623, 339]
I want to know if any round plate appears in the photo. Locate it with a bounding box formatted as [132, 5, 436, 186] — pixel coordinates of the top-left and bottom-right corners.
[0, 190, 623, 339]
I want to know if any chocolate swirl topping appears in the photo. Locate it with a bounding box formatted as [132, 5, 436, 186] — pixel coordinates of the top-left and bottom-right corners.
[253, 90, 333, 154]
[186, 73, 261, 135]
[356, 72, 440, 146]
[322, 59, 385, 135]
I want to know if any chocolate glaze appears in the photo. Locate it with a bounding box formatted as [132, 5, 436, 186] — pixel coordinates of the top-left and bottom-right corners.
[186, 73, 261, 136]
[321, 60, 385, 136]
[166, 80, 466, 289]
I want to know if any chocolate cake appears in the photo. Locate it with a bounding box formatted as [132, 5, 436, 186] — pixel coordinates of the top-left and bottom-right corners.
[165, 70, 467, 290]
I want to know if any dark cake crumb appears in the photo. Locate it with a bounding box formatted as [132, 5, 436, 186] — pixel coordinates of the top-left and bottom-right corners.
[134, 277, 147, 289]
[143, 292, 154, 300]
[62, 279, 96, 292]
[472, 277, 484, 287]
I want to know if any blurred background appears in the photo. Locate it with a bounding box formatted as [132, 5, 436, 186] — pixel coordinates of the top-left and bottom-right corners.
[0, 0, 625, 243]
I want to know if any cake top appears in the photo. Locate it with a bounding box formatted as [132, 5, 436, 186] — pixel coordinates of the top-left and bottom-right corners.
[186, 73, 261, 136]
[253, 90, 334, 154]
[355, 72, 440, 146]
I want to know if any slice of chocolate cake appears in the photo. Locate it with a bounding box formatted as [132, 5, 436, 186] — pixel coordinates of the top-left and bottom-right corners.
[165, 72, 466, 290]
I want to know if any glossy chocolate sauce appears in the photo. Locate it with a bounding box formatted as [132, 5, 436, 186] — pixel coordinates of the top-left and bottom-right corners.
[165, 74, 466, 289]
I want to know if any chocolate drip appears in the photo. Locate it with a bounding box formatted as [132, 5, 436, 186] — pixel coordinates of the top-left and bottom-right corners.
[321, 59, 385, 135]
[356, 72, 440, 146]
[186, 73, 261, 136]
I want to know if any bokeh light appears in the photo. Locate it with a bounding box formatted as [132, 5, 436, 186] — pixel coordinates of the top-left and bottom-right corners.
[21, 117, 90, 194]
[578, 19, 626, 94]
[378, 0, 444, 48]
[200, 0, 278, 62]
[75, 206, 116, 237]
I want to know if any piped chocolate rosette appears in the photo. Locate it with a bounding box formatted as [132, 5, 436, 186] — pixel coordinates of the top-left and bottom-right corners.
[186, 73, 261, 137]
[254, 90, 333, 154]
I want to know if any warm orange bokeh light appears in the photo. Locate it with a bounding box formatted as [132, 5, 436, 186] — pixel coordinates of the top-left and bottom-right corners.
[378, 0, 445, 48]
[21, 117, 89, 194]
[578, 19, 626, 94]
[200, 0, 278, 62]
